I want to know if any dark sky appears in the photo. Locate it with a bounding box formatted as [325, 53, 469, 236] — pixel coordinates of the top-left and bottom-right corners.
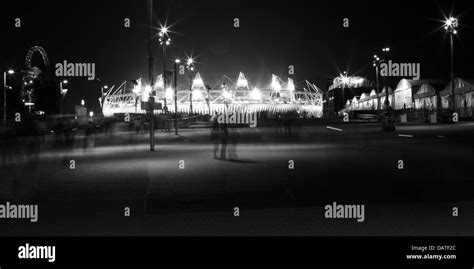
[1, 0, 474, 114]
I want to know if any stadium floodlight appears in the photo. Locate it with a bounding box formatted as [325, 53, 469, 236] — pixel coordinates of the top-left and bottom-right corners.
[192, 73, 205, 89]
[250, 87, 262, 100]
[165, 87, 174, 100]
[271, 74, 281, 92]
[287, 78, 295, 92]
[237, 72, 249, 88]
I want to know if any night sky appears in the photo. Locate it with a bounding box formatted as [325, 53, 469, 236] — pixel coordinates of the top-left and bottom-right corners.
[1, 0, 474, 114]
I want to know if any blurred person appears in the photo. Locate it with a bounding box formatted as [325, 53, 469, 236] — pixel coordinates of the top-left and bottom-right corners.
[219, 123, 229, 160]
[210, 112, 220, 159]
[227, 126, 239, 161]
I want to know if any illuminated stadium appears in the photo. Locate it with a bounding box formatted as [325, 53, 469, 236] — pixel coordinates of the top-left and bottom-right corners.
[101, 72, 324, 118]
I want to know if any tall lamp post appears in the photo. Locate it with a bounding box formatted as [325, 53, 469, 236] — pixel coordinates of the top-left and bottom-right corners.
[340, 71, 348, 113]
[373, 55, 382, 112]
[159, 26, 171, 112]
[59, 79, 68, 116]
[3, 69, 15, 128]
[99, 85, 108, 108]
[444, 16, 458, 112]
[186, 58, 195, 114]
[147, 0, 155, 151]
[174, 59, 180, 135]
[382, 47, 391, 112]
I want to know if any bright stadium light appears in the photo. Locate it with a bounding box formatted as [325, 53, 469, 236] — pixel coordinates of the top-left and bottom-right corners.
[222, 83, 232, 100]
[154, 74, 164, 89]
[287, 78, 295, 92]
[223, 90, 232, 99]
[271, 74, 281, 92]
[144, 85, 152, 96]
[237, 72, 249, 88]
[165, 87, 174, 100]
[132, 85, 141, 94]
[353, 78, 364, 84]
[192, 89, 203, 100]
[192, 73, 205, 89]
[250, 87, 262, 100]
[193, 78, 204, 88]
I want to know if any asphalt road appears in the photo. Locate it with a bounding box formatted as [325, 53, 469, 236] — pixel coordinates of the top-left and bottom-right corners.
[1, 122, 474, 236]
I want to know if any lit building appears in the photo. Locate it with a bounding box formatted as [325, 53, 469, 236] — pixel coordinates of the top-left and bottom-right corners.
[102, 72, 324, 118]
[323, 76, 375, 116]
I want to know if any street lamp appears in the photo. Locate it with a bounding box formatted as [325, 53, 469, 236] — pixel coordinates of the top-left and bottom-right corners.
[186, 57, 195, 114]
[381, 47, 391, 112]
[173, 58, 180, 135]
[102, 84, 108, 94]
[159, 26, 171, 112]
[60, 80, 69, 116]
[81, 99, 85, 107]
[3, 69, 15, 128]
[444, 16, 458, 112]
[340, 71, 348, 112]
[373, 54, 383, 112]
[99, 85, 108, 106]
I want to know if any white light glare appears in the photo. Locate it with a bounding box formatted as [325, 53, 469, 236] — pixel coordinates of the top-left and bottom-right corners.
[271, 75, 281, 92]
[250, 87, 262, 100]
[223, 90, 232, 99]
[287, 78, 295, 92]
[165, 87, 174, 100]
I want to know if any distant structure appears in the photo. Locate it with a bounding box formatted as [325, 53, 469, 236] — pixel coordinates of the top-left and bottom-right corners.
[21, 46, 52, 113]
[102, 72, 324, 118]
[336, 77, 474, 119]
[324, 76, 375, 116]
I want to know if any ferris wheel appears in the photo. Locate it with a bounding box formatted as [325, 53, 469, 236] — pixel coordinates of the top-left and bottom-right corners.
[25, 46, 50, 71]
